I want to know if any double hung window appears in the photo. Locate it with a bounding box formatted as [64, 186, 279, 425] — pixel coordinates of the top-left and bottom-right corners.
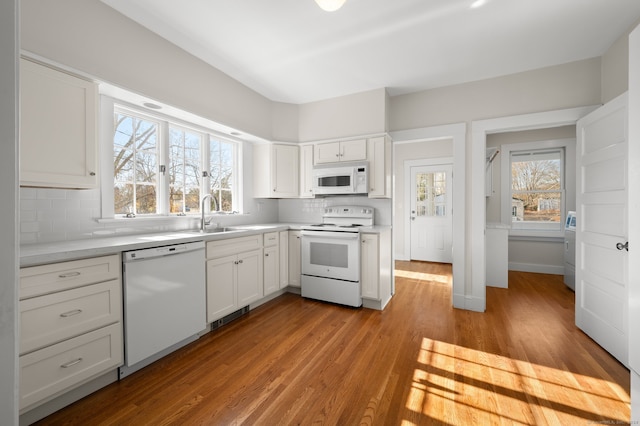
[501, 139, 573, 238]
[110, 105, 239, 218]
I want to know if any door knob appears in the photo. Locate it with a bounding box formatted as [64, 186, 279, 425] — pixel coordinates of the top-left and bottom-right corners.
[616, 242, 629, 251]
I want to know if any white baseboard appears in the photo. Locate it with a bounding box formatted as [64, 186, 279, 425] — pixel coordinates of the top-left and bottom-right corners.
[509, 262, 564, 275]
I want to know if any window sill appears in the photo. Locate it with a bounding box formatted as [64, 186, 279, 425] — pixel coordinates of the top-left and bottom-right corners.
[97, 212, 247, 225]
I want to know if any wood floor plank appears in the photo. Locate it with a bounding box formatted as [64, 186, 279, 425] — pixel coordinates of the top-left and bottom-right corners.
[32, 261, 630, 425]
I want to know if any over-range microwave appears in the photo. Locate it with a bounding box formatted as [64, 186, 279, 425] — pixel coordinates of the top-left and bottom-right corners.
[312, 162, 368, 195]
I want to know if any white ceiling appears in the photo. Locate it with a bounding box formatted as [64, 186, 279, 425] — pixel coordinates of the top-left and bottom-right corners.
[101, 0, 640, 104]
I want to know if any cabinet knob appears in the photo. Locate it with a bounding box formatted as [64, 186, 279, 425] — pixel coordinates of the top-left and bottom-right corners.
[89, 172, 96, 176]
[335, 154, 339, 157]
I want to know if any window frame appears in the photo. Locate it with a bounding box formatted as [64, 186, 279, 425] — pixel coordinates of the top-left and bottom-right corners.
[500, 138, 575, 238]
[100, 96, 242, 220]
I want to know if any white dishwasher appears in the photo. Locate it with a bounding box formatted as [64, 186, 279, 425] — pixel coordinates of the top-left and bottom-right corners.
[120, 240, 206, 378]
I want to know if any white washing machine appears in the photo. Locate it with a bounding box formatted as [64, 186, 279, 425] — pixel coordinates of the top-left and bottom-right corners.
[564, 211, 576, 291]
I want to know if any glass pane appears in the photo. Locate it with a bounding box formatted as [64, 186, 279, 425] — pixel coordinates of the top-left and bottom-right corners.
[309, 242, 348, 268]
[415, 171, 447, 217]
[113, 112, 159, 215]
[511, 192, 562, 223]
[114, 183, 134, 215]
[136, 184, 156, 214]
[168, 127, 202, 214]
[511, 155, 561, 192]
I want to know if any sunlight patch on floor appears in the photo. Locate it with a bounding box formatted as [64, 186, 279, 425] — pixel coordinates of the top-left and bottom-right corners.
[403, 338, 630, 425]
[394, 269, 450, 284]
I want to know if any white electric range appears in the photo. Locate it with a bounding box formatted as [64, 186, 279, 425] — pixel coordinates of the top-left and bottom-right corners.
[300, 206, 374, 307]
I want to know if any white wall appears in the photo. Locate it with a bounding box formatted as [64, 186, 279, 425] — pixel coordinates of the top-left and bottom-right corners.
[20, 0, 275, 141]
[298, 88, 388, 142]
[393, 139, 453, 260]
[0, 0, 19, 423]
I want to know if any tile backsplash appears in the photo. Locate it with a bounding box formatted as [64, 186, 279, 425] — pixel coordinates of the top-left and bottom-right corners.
[20, 188, 391, 245]
[19, 187, 280, 244]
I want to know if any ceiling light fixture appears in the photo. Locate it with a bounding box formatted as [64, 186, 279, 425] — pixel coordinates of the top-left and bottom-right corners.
[314, 0, 346, 12]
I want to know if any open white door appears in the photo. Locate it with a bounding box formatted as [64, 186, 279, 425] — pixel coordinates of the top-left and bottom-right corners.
[576, 92, 628, 366]
[410, 164, 453, 263]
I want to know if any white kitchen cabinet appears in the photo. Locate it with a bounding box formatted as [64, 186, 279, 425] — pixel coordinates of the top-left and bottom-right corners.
[263, 232, 280, 296]
[19, 255, 123, 411]
[314, 139, 367, 164]
[206, 255, 238, 322]
[367, 136, 392, 198]
[299, 144, 315, 198]
[206, 235, 264, 323]
[288, 231, 302, 288]
[253, 143, 299, 198]
[279, 231, 289, 288]
[237, 249, 264, 306]
[20, 58, 98, 189]
[360, 230, 393, 310]
[360, 233, 380, 299]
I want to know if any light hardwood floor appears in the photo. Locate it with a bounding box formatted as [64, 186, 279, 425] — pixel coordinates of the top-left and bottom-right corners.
[34, 261, 630, 425]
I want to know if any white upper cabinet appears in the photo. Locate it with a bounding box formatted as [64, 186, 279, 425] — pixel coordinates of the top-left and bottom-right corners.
[253, 143, 299, 198]
[20, 58, 98, 189]
[299, 144, 314, 198]
[367, 136, 391, 198]
[314, 139, 367, 164]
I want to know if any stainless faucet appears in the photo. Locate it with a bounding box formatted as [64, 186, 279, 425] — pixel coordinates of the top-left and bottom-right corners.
[200, 194, 219, 233]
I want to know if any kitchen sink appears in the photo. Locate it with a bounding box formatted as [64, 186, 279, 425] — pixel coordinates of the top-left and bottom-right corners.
[201, 227, 245, 234]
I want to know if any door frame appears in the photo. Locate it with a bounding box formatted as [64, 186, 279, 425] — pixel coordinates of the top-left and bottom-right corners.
[391, 123, 466, 310]
[471, 106, 598, 312]
[404, 157, 454, 263]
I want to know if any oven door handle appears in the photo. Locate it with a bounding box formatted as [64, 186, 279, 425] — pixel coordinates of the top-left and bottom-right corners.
[301, 230, 360, 240]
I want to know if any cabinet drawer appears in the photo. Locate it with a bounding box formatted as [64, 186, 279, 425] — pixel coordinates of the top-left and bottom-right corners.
[19, 322, 123, 411]
[207, 234, 262, 259]
[263, 231, 278, 247]
[20, 255, 120, 299]
[20, 279, 122, 355]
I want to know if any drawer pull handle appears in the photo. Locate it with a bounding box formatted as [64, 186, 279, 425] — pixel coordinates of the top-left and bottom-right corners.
[61, 358, 83, 368]
[58, 271, 81, 278]
[60, 309, 83, 318]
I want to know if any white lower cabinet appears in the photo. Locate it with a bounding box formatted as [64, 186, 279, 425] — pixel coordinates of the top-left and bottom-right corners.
[288, 231, 302, 288]
[263, 244, 279, 296]
[19, 254, 123, 412]
[206, 235, 263, 323]
[361, 233, 380, 299]
[279, 231, 289, 288]
[206, 254, 238, 322]
[360, 230, 393, 309]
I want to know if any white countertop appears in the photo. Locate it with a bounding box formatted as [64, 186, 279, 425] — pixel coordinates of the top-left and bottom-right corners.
[19, 223, 391, 267]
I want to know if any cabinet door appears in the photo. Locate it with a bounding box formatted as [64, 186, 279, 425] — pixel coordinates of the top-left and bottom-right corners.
[272, 144, 299, 197]
[279, 231, 289, 288]
[288, 231, 302, 288]
[314, 142, 341, 164]
[20, 58, 98, 189]
[206, 256, 237, 323]
[263, 246, 279, 296]
[361, 234, 380, 299]
[300, 144, 315, 198]
[237, 249, 264, 306]
[367, 136, 390, 198]
[340, 139, 367, 162]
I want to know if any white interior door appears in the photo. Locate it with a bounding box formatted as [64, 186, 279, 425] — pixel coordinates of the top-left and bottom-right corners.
[410, 164, 453, 263]
[576, 92, 628, 366]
